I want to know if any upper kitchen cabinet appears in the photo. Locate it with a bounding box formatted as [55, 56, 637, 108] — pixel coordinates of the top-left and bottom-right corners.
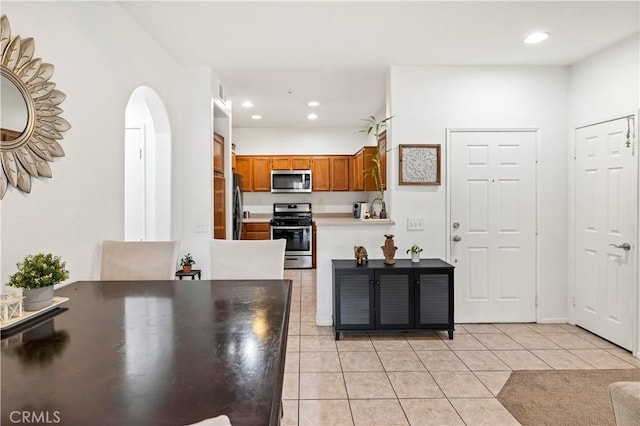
[311, 156, 350, 191]
[311, 157, 331, 191]
[351, 144, 386, 192]
[271, 156, 311, 170]
[330, 156, 350, 191]
[378, 131, 387, 191]
[213, 133, 224, 176]
[291, 157, 311, 170]
[252, 157, 272, 191]
[235, 156, 253, 191]
[271, 157, 291, 170]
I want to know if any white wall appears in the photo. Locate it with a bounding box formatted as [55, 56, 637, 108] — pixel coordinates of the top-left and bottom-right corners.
[233, 127, 372, 213]
[389, 66, 570, 322]
[0, 2, 203, 287]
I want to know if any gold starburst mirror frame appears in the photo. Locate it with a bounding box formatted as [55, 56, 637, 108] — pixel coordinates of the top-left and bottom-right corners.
[0, 15, 70, 199]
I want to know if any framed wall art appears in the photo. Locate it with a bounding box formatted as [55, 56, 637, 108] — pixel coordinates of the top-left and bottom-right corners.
[399, 144, 441, 185]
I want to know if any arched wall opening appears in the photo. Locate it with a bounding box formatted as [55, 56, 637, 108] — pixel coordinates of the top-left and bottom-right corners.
[124, 86, 172, 241]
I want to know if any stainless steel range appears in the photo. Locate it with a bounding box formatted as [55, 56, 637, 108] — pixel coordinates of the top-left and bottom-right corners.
[270, 203, 312, 269]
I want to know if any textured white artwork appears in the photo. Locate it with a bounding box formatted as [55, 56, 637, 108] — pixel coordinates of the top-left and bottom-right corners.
[400, 145, 440, 184]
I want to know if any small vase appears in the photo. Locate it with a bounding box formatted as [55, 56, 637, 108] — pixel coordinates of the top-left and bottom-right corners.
[411, 252, 420, 263]
[23, 285, 54, 311]
[183, 265, 192, 273]
[381, 234, 397, 265]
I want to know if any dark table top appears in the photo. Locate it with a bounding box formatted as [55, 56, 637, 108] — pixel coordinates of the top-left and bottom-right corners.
[332, 258, 455, 269]
[1, 279, 292, 426]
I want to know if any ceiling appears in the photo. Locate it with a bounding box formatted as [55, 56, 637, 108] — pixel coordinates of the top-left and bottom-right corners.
[119, 1, 639, 128]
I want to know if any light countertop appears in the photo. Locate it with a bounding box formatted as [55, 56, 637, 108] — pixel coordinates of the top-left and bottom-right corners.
[314, 217, 395, 226]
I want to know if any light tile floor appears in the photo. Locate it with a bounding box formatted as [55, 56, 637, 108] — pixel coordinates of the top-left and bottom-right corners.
[282, 269, 639, 425]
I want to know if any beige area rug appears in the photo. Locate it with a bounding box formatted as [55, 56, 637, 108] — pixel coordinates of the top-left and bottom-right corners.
[497, 369, 640, 426]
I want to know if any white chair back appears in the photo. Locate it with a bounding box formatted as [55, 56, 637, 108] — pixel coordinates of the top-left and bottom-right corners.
[100, 240, 179, 280]
[210, 239, 286, 279]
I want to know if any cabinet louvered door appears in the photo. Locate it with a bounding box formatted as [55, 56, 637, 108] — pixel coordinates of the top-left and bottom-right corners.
[415, 270, 452, 327]
[375, 270, 413, 329]
[334, 269, 374, 330]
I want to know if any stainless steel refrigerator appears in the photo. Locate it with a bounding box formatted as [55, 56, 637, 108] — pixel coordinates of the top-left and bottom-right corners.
[232, 173, 243, 240]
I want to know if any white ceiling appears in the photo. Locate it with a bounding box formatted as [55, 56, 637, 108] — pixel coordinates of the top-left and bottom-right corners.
[119, 1, 639, 128]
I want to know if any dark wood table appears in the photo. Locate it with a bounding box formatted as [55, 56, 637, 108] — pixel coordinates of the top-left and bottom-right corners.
[1, 279, 292, 426]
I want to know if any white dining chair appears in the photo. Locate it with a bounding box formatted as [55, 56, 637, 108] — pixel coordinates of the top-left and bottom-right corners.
[100, 240, 180, 280]
[209, 239, 286, 279]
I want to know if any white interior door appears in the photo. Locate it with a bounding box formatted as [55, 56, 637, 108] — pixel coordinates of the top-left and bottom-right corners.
[124, 126, 146, 241]
[574, 117, 637, 350]
[449, 130, 537, 322]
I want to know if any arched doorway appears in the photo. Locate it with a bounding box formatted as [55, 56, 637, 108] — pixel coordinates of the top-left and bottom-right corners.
[124, 87, 172, 241]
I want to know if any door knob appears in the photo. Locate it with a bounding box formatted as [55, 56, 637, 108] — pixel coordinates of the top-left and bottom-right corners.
[452, 235, 462, 242]
[453, 222, 460, 229]
[609, 243, 631, 251]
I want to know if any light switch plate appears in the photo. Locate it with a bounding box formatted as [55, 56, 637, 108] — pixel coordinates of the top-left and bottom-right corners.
[407, 217, 425, 230]
[193, 222, 207, 233]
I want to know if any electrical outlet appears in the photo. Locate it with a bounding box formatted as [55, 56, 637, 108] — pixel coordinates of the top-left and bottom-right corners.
[193, 222, 207, 233]
[407, 217, 425, 230]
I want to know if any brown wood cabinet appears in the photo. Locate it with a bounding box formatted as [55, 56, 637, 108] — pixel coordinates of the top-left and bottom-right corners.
[235, 156, 252, 192]
[351, 146, 385, 192]
[271, 156, 311, 170]
[292, 157, 311, 170]
[252, 157, 272, 191]
[311, 157, 331, 191]
[241, 222, 271, 240]
[378, 131, 387, 191]
[330, 156, 350, 191]
[213, 175, 226, 239]
[213, 133, 225, 176]
[271, 157, 291, 170]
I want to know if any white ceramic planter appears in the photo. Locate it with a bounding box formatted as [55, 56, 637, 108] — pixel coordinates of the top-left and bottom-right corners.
[411, 252, 420, 263]
[23, 285, 54, 311]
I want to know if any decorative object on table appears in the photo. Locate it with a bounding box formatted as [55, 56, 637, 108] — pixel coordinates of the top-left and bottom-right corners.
[381, 234, 398, 265]
[354, 246, 369, 266]
[406, 244, 423, 263]
[7, 253, 69, 311]
[0, 15, 71, 199]
[0, 293, 23, 323]
[180, 252, 195, 273]
[8, 318, 70, 366]
[399, 144, 441, 185]
[360, 115, 393, 217]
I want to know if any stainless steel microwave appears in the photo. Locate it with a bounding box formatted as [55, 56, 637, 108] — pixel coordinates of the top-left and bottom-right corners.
[271, 170, 312, 193]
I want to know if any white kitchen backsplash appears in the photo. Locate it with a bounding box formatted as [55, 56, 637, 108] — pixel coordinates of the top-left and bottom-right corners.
[243, 191, 370, 215]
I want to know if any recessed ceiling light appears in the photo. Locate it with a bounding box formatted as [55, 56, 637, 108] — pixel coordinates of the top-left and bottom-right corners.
[308, 101, 320, 107]
[524, 32, 550, 44]
[251, 114, 262, 120]
[307, 113, 318, 120]
[241, 101, 254, 108]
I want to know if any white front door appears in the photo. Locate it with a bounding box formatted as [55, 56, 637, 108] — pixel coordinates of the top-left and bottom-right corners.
[449, 130, 537, 322]
[574, 117, 637, 350]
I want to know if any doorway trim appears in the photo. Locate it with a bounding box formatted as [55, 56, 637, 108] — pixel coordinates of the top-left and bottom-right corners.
[568, 112, 639, 357]
[445, 127, 540, 322]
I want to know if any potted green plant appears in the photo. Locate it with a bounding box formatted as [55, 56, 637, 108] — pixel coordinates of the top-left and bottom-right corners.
[406, 244, 423, 263]
[360, 115, 393, 218]
[8, 253, 69, 311]
[180, 253, 195, 273]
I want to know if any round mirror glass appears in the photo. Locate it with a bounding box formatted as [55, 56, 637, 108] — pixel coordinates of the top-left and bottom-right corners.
[1, 74, 29, 142]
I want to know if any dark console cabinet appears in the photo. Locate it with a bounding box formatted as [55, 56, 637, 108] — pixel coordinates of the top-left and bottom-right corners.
[332, 259, 454, 340]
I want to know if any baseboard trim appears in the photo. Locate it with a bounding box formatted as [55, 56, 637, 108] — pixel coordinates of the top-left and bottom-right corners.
[316, 315, 333, 327]
[537, 317, 570, 324]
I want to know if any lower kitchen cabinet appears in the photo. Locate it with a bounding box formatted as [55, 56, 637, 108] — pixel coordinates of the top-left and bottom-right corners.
[332, 259, 454, 340]
[241, 222, 271, 240]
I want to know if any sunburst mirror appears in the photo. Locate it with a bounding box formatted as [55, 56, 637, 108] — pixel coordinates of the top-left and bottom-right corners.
[0, 15, 70, 199]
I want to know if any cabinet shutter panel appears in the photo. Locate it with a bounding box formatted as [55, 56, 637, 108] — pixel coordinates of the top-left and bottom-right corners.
[339, 274, 370, 325]
[379, 274, 410, 325]
[419, 273, 449, 324]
